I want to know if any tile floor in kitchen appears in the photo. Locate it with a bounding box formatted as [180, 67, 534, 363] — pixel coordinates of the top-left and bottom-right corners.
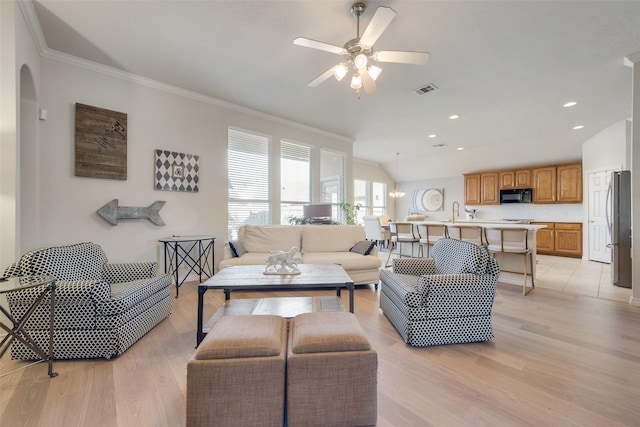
[535, 253, 631, 303]
[380, 247, 632, 303]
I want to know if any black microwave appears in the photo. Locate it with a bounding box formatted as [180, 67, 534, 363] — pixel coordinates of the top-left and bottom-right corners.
[499, 188, 533, 204]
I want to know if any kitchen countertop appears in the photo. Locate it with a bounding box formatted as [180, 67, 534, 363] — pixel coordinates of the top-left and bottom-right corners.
[402, 220, 547, 230]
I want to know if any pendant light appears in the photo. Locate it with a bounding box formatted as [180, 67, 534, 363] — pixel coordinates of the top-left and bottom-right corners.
[388, 153, 405, 198]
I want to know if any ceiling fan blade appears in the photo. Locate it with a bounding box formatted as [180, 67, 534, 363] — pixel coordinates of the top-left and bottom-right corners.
[374, 50, 430, 65]
[307, 65, 340, 87]
[360, 69, 377, 94]
[293, 37, 346, 55]
[359, 6, 396, 48]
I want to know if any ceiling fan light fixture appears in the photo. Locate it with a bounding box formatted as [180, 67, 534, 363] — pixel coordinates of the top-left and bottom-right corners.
[350, 73, 362, 89]
[354, 53, 368, 69]
[334, 63, 349, 81]
[368, 65, 382, 80]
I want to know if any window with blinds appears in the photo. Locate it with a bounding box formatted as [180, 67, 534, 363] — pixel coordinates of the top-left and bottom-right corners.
[228, 128, 270, 239]
[280, 140, 311, 224]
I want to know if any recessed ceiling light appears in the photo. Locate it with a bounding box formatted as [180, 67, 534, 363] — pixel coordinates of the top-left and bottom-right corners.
[456, 147, 464, 151]
[573, 125, 584, 130]
[563, 101, 577, 107]
[428, 134, 437, 138]
[449, 114, 460, 120]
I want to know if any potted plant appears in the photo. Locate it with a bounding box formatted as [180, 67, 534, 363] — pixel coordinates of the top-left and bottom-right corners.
[339, 202, 361, 225]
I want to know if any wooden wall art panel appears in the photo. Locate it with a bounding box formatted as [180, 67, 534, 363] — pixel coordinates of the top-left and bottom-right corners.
[75, 103, 127, 180]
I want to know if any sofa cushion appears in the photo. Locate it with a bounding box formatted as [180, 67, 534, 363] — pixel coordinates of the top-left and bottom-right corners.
[17, 242, 107, 281]
[349, 240, 376, 255]
[291, 312, 371, 354]
[228, 240, 246, 257]
[430, 239, 489, 274]
[239, 225, 301, 253]
[219, 252, 275, 268]
[195, 315, 284, 359]
[302, 252, 381, 270]
[301, 225, 365, 252]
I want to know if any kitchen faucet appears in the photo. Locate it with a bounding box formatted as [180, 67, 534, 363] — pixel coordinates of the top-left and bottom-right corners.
[451, 201, 460, 224]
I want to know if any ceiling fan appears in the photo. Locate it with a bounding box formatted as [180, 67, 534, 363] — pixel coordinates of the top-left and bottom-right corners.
[293, 2, 429, 98]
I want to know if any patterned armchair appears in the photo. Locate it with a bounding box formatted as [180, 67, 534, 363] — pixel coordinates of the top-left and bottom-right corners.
[3, 242, 172, 360]
[379, 238, 499, 346]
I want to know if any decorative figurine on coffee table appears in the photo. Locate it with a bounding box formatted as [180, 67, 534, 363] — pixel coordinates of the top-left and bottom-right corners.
[264, 247, 302, 275]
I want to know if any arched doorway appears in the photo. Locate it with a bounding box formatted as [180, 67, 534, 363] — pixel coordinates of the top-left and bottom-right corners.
[19, 65, 39, 254]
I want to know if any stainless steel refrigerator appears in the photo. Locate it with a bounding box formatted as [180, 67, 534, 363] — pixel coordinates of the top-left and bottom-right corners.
[606, 170, 632, 288]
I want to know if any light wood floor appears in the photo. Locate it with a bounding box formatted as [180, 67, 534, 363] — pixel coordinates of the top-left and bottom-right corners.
[2, 279, 640, 426]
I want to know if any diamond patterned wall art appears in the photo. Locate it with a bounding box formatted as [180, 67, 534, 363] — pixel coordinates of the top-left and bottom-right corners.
[155, 149, 199, 192]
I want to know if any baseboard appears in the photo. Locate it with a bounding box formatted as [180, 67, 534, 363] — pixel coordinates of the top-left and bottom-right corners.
[629, 295, 640, 307]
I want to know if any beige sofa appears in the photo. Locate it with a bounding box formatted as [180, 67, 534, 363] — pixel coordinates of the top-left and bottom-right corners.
[219, 224, 381, 285]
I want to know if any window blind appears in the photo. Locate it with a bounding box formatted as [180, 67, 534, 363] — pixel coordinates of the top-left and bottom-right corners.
[228, 128, 270, 238]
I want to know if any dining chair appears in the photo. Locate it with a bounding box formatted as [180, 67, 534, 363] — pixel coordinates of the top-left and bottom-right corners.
[362, 215, 390, 249]
[416, 224, 447, 258]
[483, 227, 535, 295]
[445, 224, 484, 246]
[385, 222, 420, 267]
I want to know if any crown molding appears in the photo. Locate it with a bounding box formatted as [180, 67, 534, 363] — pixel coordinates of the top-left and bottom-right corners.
[624, 51, 640, 67]
[18, 0, 47, 55]
[17, 0, 352, 144]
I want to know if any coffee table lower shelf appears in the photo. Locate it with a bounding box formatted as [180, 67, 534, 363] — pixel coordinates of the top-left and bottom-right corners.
[202, 296, 344, 337]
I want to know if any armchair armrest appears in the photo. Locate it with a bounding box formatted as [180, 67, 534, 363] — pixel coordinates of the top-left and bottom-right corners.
[418, 274, 497, 319]
[2, 262, 21, 278]
[6, 279, 111, 306]
[418, 274, 497, 295]
[393, 258, 438, 275]
[103, 262, 158, 283]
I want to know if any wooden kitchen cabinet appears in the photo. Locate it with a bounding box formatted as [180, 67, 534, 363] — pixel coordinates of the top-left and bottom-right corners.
[464, 172, 498, 205]
[556, 163, 582, 203]
[480, 172, 499, 204]
[533, 222, 555, 254]
[532, 222, 582, 257]
[554, 222, 582, 257]
[464, 174, 481, 205]
[515, 169, 532, 188]
[532, 166, 556, 203]
[466, 162, 580, 205]
[500, 169, 532, 189]
[499, 171, 515, 189]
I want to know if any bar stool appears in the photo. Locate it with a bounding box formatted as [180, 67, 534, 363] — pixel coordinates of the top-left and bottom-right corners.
[416, 224, 447, 258]
[385, 222, 420, 267]
[484, 227, 534, 295]
[445, 224, 484, 246]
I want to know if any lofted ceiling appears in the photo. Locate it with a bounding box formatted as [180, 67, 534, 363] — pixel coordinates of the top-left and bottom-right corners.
[27, 0, 640, 182]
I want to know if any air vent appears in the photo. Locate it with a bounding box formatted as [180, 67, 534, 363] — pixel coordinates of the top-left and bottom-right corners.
[431, 143, 447, 148]
[413, 83, 438, 95]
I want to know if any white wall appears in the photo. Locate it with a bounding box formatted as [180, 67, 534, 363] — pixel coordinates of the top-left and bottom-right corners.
[352, 158, 395, 215]
[581, 119, 629, 260]
[19, 56, 353, 271]
[394, 176, 463, 222]
[1, 1, 43, 269]
[582, 120, 628, 172]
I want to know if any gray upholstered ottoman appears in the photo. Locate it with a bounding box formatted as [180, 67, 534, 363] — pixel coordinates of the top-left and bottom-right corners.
[287, 312, 377, 427]
[186, 315, 287, 427]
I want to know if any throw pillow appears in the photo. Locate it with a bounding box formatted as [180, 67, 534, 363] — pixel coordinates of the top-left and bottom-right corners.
[349, 240, 376, 256]
[228, 240, 246, 257]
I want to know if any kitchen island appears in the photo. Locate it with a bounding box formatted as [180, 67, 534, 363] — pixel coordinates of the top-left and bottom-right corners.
[401, 220, 548, 291]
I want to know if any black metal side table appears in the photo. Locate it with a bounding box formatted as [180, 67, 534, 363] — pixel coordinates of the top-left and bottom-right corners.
[159, 235, 215, 297]
[0, 275, 58, 378]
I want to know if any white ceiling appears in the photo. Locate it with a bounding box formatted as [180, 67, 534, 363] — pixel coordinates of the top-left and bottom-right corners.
[29, 0, 640, 182]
